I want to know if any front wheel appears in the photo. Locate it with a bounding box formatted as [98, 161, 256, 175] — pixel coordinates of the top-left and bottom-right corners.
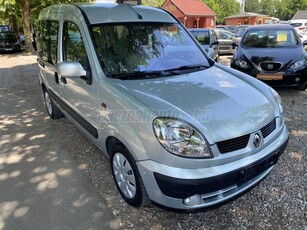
[111, 144, 150, 207]
[296, 81, 307, 91]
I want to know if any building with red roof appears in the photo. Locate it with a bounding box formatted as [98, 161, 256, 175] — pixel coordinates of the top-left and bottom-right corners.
[162, 0, 216, 28]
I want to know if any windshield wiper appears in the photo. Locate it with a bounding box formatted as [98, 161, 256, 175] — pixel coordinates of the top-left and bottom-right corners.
[111, 64, 209, 79]
[164, 64, 209, 73]
[111, 70, 169, 79]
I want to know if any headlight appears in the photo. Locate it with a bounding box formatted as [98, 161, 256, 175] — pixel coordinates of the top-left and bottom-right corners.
[270, 87, 283, 114]
[235, 59, 250, 69]
[153, 118, 212, 158]
[290, 60, 306, 69]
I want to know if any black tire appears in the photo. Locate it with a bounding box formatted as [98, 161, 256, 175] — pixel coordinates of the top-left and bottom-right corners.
[111, 143, 150, 207]
[296, 82, 307, 91]
[43, 88, 64, 119]
[215, 55, 219, 63]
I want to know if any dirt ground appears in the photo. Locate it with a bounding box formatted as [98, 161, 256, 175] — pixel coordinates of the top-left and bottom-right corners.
[0, 53, 306, 230]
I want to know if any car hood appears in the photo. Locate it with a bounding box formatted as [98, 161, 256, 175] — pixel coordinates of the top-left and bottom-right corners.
[239, 46, 305, 65]
[116, 66, 275, 143]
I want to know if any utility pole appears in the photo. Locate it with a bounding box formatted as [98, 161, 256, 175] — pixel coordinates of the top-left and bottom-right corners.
[240, 0, 245, 12]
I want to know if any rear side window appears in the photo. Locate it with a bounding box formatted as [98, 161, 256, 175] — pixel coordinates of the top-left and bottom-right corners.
[37, 20, 59, 65]
[63, 21, 89, 71]
[191, 31, 210, 45]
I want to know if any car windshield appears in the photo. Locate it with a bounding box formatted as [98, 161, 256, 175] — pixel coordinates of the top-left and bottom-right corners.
[91, 22, 210, 78]
[0, 32, 16, 40]
[235, 29, 246, 37]
[242, 29, 299, 48]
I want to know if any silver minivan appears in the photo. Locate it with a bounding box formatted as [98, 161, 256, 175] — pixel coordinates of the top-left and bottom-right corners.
[37, 3, 289, 210]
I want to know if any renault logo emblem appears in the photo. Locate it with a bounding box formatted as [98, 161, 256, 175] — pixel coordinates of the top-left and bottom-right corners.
[253, 133, 262, 148]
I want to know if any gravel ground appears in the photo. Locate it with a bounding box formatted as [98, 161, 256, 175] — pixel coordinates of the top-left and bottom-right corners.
[1, 53, 306, 230]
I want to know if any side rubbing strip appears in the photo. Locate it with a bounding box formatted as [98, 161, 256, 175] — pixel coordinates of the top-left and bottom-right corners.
[48, 90, 98, 138]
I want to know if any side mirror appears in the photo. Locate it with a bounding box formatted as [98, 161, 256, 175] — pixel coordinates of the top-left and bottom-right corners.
[205, 48, 215, 60]
[57, 61, 92, 84]
[231, 42, 238, 48]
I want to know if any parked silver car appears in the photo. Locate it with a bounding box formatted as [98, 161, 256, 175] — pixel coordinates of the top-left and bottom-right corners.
[213, 28, 235, 54]
[37, 3, 289, 210]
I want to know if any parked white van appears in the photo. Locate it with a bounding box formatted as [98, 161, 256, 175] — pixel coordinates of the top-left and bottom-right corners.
[289, 19, 307, 33]
[37, 3, 289, 210]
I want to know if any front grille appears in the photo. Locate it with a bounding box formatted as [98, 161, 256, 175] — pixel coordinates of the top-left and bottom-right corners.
[260, 62, 282, 72]
[217, 134, 250, 154]
[261, 119, 276, 138]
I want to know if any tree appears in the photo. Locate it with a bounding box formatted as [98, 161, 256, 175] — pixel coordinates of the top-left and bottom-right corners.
[244, 0, 260, 14]
[274, 0, 307, 20]
[142, 0, 164, 7]
[203, 0, 240, 24]
[259, 0, 276, 16]
[0, 0, 93, 53]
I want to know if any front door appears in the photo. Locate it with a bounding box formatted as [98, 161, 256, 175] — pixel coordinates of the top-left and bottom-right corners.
[60, 19, 100, 140]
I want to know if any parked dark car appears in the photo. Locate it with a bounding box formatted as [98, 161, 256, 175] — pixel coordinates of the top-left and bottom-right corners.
[189, 28, 219, 61]
[216, 25, 235, 33]
[233, 26, 248, 45]
[213, 29, 235, 54]
[231, 24, 307, 90]
[0, 32, 21, 53]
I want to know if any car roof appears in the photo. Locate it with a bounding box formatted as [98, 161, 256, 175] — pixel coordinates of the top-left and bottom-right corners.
[40, 3, 177, 25]
[245, 24, 294, 31]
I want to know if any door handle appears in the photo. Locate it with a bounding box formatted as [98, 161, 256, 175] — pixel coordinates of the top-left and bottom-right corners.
[61, 76, 67, 84]
[54, 72, 59, 84]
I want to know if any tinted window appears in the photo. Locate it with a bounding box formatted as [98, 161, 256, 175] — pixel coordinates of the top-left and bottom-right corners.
[91, 23, 210, 78]
[290, 23, 303, 27]
[235, 29, 246, 37]
[63, 22, 89, 70]
[0, 32, 17, 41]
[242, 29, 299, 47]
[37, 20, 59, 65]
[0, 25, 10, 32]
[191, 30, 210, 45]
[218, 31, 233, 39]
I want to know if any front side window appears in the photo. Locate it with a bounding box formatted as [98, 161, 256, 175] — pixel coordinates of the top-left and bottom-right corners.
[63, 22, 89, 70]
[242, 29, 299, 48]
[91, 23, 210, 78]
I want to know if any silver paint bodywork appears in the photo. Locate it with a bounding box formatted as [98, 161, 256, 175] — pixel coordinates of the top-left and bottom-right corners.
[38, 3, 289, 210]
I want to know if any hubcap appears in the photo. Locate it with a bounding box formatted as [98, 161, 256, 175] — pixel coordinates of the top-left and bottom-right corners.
[112, 152, 136, 199]
[44, 91, 52, 115]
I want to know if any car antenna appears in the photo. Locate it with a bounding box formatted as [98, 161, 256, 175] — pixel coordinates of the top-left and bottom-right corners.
[123, 1, 143, 20]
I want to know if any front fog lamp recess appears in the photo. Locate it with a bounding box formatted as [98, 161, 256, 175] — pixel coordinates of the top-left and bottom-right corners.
[183, 194, 202, 206]
[153, 118, 212, 158]
[235, 60, 248, 68]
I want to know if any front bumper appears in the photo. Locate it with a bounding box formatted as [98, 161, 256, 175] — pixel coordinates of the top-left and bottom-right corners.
[231, 64, 307, 88]
[137, 125, 289, 210]
[0, 45, 21, 52]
